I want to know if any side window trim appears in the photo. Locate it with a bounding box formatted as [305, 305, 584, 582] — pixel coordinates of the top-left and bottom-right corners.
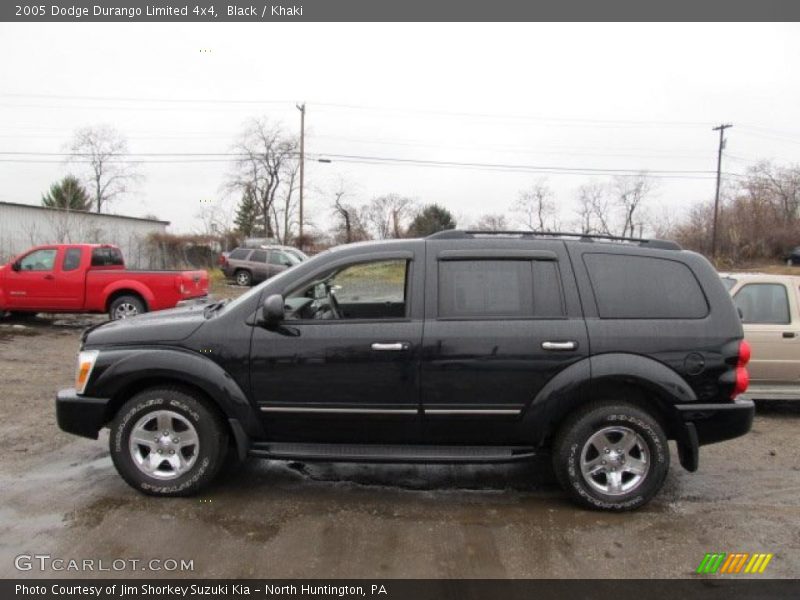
[19, 248, 58, 272]
[62, 247, 83, 272]
[434, 258, 567, 321]
[285, 257, 412, 323]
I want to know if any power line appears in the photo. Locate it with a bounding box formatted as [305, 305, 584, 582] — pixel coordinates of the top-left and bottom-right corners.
[0, 150, 725, 176]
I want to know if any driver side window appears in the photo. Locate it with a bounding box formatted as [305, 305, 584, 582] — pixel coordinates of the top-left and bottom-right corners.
[19, 249, 57, 272]
[287, 259, 408, 321]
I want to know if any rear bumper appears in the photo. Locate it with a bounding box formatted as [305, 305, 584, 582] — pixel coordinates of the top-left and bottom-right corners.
[56, 388, 110, 439]
[675, 397, 755, 446]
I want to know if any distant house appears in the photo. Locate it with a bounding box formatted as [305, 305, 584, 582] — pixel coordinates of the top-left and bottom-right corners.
[0, 201, 169, 268]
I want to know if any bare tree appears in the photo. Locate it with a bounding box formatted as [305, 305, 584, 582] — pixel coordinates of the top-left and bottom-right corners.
[271, 161, 300, 245]
[612, 173, 655, 238]
[226, 118, 299, 239]
[472, 213, 509, 230]
[364, 194, 415, 239]
[514, 179, 558, 232]
[329, 179, 369, 244]
[742, 161, 800, 223]
[575, 182, 612, 235]
[66, 125, 142, 213]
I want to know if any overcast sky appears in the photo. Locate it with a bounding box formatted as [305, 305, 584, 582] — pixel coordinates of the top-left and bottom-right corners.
[1, 22, 799, 234]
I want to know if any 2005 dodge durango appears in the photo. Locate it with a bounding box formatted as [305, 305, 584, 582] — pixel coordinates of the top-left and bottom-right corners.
[56, 230, 754, 510]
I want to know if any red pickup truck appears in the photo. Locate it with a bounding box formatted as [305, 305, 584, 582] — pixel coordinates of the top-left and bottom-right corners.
[0, 244, 208, 320]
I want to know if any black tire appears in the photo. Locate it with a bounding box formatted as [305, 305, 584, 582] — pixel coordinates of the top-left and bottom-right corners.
[552, 401, 669, 511]
[234, 269, 252, 287]
[108, 294, 146, 320]
[109, 387, 229, 497]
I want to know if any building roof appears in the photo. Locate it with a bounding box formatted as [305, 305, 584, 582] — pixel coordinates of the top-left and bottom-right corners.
[0, 201, 170, 225]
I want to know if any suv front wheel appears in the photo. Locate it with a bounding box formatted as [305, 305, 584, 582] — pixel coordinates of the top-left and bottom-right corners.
[553, 401, 669, 511]
[109, 387, 228, 496]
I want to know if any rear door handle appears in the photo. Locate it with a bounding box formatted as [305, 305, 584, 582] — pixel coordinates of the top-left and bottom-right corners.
[783, 332, 796, 339]
[371, 342, 408, 351]
[542, 341, 578, 351]
[43, 274, 54, 280]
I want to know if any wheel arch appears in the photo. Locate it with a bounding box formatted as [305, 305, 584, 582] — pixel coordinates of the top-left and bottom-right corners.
[90, 348, 263, 454]
[105, 288, 150, 313]
[526, 353, 696, 450]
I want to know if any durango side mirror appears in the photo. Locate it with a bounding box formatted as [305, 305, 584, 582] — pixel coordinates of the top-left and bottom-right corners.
[261, 294, 285, 327]
[11, 261, 20, 272]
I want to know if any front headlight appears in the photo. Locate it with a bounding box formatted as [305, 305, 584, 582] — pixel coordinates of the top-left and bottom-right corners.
[75, 350, 99, 394]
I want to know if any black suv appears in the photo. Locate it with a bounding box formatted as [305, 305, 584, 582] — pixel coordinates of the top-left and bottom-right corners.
[56, 231, 754, 510]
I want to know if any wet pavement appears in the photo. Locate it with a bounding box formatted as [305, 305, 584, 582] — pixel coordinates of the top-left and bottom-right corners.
[1, 314, 799, 579]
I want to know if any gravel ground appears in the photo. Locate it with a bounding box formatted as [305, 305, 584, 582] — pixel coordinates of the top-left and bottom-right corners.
[0, 313, 798, 579]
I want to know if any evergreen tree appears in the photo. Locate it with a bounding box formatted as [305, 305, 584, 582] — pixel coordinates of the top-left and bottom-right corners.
[234, 186, 263, 236]
[407, 204, 457, 237]
[41, 175, 92, 211]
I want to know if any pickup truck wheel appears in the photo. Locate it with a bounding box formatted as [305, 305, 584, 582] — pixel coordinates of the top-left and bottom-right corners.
[109, 387, 228, 496]
[109, 295, 145, 320]
[552, 402, 669, 511]
[234, 269, 252, 286]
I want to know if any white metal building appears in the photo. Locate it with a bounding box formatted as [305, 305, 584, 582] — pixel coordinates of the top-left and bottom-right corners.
[0, 201, 169, 268]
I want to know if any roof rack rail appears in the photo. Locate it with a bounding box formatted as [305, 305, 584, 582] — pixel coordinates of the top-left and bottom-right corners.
[426, 229, 682, 250]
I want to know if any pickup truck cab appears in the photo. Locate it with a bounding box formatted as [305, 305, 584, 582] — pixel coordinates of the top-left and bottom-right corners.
[0, 244, 208, 320]
[722, 272, 800, 400]
[56, 231, 753, 510]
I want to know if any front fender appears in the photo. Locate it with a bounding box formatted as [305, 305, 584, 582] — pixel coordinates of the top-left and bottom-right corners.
[87, 347, 263, 439]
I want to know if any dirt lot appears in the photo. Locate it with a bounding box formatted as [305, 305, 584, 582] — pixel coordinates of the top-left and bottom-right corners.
[0, 313, 798, 579]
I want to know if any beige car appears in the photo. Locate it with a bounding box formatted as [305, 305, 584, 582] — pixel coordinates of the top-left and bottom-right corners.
[722, 272, 800, 400]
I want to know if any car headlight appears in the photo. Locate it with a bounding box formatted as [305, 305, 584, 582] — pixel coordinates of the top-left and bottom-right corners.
[75, 350, 99, 394]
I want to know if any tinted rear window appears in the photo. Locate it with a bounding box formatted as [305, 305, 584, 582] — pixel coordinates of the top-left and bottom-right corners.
[91, 247, 124, 266]
[439, 260, 533, 318]
[584, 253, 708, 319]
[228, 248, 250, 260]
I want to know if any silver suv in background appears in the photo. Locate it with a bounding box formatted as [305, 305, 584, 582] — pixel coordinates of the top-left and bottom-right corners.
[221, 246, 307, 286]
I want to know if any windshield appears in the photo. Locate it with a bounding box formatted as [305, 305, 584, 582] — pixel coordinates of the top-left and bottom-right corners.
[219, 267, 294, 313]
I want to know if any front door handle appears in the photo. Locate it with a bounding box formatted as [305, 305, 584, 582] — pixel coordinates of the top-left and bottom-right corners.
[783, 332, 796, 339]
[542, 341, 578, 351]
[43, 274, 54, 280]
[371, 342, 408, 351]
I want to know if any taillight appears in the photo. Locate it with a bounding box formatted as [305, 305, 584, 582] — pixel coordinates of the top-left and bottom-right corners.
[732, 340, 751, 398]
[738, 339, 751, 367]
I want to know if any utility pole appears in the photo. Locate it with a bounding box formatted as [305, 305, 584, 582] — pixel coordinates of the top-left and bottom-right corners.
[711, 123, 732, 260]
[296, 102, 306, 250]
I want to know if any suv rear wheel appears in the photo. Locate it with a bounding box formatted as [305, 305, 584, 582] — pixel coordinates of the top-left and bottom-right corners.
[234, 269, 252, 286]
[109, 387, 228, 496]
[552, 401, 669, 511]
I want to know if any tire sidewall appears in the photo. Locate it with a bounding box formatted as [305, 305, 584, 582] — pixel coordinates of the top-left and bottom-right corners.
[560, 406, 669, 511]
[109, 295, 145, 320]
[110, 389, 225, 496]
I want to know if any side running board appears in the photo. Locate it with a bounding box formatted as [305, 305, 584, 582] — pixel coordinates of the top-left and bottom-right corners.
[249, 443, 539, 464]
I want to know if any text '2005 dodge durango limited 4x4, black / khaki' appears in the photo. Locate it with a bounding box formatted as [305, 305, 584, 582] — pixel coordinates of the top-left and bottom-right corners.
[56, 230, 754, 510]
